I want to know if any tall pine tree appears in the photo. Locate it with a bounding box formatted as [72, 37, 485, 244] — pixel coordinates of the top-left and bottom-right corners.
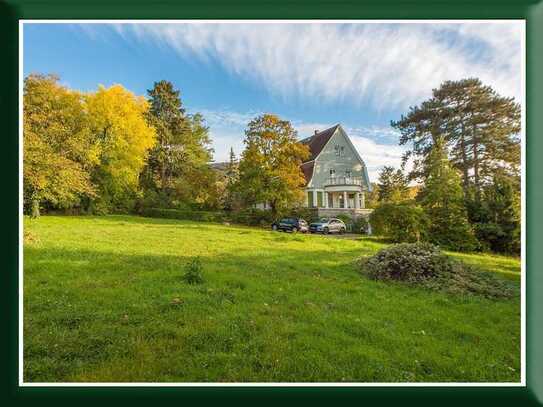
[392, 78, 520, 196]
[143, 81, 214, 207]
[433, 78, 520, 197]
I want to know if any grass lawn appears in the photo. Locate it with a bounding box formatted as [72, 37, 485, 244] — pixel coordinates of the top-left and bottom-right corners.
[23, 215, 521, 383]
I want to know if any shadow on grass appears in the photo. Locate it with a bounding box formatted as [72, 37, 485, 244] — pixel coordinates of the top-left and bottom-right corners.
[23, 236, 521, 383]
[40, 214, 264, 230]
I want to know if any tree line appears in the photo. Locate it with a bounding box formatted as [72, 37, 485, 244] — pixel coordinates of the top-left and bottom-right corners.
[23, 74, 309, 219]
[24, 75, 224, 216]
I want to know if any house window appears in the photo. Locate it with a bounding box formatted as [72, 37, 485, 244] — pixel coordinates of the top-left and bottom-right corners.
[307, 191, 314, 208]
[317, 191, 323, 208]
[340, 146, 345, 156]
[345, 170, 352, 178]
[329, 169, 336, 177]
[334, 145, 341, 156]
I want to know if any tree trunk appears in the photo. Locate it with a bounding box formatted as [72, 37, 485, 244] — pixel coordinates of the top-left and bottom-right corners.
[270, 200, 278, 218]
[473, 143, 480, 200]
[459, 126, 470, 192]
[31, 195, 40, 219]
[472, 124, 481, 201]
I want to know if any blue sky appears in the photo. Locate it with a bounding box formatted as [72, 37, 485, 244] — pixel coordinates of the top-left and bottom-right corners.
[23, 22, 523, 180]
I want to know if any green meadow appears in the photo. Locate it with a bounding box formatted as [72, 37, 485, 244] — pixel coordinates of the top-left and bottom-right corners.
[23, 215, 521, 383]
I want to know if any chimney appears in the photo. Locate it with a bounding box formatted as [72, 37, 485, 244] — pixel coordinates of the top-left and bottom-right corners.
[314, 129, 319, 135]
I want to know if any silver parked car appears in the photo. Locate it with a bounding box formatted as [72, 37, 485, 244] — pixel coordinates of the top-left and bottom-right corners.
[309, 218, 346, 234]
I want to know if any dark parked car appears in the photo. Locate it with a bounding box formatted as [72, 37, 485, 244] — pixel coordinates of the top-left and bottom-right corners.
[271, 218, 309, 233]
[309, 218, 346, 234]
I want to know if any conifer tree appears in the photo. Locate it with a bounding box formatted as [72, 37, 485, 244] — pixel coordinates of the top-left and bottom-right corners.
[392, 78, 520, 197]
[377, 166, 409, 203]
[418, 138, 478, 251]
[475, 171, 521, 254]
[223, 147, 240, 211]
[433, 78, 520, 197]
[143, 81, 214, 207]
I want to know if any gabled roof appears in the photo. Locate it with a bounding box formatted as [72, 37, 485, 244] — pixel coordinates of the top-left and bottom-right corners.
[298, 124, 372, 191]
[299, 124, 340, 162]
[300, 161, 315, 185]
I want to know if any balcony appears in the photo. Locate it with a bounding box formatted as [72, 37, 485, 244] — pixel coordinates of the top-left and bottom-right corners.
[325, 177, 363, 187]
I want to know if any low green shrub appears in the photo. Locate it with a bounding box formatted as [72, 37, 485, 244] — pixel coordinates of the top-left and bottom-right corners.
[360, 242, 513, 299]
[474, 222, 521, 255]
[183, 257, 204, 284]
[227, 208, 276, 226]
[370, 203, 428, 242]
[355, 216, 371, 234]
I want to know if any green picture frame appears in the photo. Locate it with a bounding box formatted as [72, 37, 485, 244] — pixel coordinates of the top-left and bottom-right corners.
[2, 0, 541, 403]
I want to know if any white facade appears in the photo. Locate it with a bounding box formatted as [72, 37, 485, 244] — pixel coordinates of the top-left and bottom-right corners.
[302, 125, 372, 219]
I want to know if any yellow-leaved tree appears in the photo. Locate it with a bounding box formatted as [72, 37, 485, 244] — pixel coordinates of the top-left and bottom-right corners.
[237, 114, 310, 216]
[23, 74, 98, 217]
[85, 85, 156, 212]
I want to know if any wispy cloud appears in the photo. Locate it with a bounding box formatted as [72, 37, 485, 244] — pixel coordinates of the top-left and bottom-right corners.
[108, 22, 522, 110]
[349, 134, 408, 182]
[74, 22, 522, 181]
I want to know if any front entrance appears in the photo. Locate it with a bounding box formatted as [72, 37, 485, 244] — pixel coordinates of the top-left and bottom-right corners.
[335, 192, 356, 209]
[338, 193, 345, 208]
[348, 193, 355, 209]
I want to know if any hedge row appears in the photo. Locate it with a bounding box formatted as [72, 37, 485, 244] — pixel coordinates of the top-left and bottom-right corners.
[141, 208, 228, 223]
[140, 207, 377, 233]
[140, 207, 321, 227]
[141, 207, 278, 226]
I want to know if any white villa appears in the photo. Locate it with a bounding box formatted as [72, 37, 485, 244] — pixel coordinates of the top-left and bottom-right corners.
[255, 124, 372, 219]
[298, 124, 372, 219]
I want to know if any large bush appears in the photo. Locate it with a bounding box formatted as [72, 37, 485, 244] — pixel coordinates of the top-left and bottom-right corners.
[360, 243, 513, 299]
[369, 203, 428, 242]
[332, 213, 369, 234]
[356, 216, 371, 235]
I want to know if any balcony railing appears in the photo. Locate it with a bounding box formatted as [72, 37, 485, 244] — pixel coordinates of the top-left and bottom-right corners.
[325, 176, 363, 186]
